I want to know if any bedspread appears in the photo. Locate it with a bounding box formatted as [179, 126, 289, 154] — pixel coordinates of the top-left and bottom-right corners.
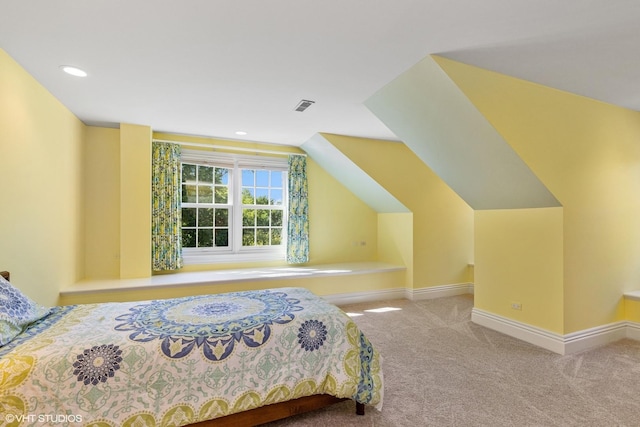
[0, 287, 383, 426]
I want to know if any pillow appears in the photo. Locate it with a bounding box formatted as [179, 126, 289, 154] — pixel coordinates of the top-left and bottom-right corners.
[0, 274, 51, 346]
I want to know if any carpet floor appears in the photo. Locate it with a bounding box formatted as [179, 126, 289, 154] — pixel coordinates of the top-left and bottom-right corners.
[264, 294, 640, 426]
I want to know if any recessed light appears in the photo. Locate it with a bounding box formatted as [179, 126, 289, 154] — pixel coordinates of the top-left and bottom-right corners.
[235, 131, 247, 136]
[60, 65, 87, 77]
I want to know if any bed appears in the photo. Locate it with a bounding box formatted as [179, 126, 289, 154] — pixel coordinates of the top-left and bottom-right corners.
[0, 271, 383, 426]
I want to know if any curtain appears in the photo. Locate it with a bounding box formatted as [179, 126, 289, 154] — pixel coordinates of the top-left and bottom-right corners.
[152, 141, 183, 271]
[287, 154, 309, 264]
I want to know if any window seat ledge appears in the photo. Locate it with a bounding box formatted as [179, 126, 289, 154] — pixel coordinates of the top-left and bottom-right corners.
[624, 291, 640, 301]
[61, 262, 405, 296]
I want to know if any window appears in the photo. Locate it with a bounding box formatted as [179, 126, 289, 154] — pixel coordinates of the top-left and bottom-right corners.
[181, 163, 230, 249]
[180, 149, 287, 263]
[240, 169, 284, 247]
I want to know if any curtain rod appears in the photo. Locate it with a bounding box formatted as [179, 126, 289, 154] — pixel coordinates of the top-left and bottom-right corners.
[153, 138, 307, 157]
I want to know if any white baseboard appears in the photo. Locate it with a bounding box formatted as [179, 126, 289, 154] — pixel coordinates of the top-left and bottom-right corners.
[563, 322, 628, 354]
[473, 308, 635, 355]
[323, 287, 406, 306]
[324, 283, 474, 306]
[472, 308, 566, 354]
[326, 287, 640, 354]
[626, 322, 640, 341]
[408, 283, 474, 300]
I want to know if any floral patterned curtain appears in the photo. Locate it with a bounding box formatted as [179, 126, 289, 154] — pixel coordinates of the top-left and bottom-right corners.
[152, 141, 183, 271]
[287, 154, 309, 264]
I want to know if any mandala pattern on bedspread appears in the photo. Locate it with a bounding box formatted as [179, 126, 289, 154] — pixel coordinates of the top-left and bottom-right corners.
[114, 290, 303, 361]
[0, 287, 383, 426]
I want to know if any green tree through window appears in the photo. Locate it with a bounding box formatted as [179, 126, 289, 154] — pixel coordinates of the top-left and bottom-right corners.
[241, 169, 284, 247]
[181, 164, 230, 249]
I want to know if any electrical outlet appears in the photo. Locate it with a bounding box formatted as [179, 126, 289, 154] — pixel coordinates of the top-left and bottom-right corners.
[511, 302, 522, 311]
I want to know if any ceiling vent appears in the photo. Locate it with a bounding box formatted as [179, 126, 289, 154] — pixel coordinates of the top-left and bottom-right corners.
[294, 99, 315, 112]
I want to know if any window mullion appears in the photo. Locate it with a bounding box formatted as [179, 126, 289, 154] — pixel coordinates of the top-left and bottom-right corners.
[232, 159, 242, 253]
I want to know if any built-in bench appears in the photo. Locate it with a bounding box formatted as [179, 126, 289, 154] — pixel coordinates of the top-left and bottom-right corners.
[59, 262, 407, 306]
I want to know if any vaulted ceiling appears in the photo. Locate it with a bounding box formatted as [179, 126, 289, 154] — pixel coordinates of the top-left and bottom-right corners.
[2, 0, 640, 146]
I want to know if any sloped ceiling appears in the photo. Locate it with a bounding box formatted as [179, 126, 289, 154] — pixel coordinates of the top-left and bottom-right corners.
[365, 56, 560, 210]
[301, 134, 408, 213]
[2, 2, 634, 211]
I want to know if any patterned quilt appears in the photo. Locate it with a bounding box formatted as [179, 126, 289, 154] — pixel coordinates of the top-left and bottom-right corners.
[0, 287, 383, 426]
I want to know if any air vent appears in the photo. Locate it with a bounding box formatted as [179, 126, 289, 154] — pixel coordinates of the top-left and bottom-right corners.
[294, 99, 315, 112]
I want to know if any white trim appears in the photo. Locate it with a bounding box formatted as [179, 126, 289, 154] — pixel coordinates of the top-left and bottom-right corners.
[183, 248, 286, 264]
[626, 322, 640, 341]
[563, 322, 628, 354]
[472, 308, 635, 355]
[326, 282, 474, 305]
[407, 283, 474, 300]
[471, 308, 566, 354]
[154, 138, 306, 157]
[181, 148, 289, 170]
[322, 283, 475, 307]
[324, 288, 407, 306]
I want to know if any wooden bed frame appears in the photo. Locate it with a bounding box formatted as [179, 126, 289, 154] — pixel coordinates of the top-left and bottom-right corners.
[0, 270, 365, 426]
[197, 395, 364, 426]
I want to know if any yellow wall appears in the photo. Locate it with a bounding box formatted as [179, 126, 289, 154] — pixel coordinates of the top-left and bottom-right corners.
[475, 208, 564, 333]
[82, 131, 380, 279]
[7, 38, 640, 335]
[436, 56, 640, 333]
[8, 42, 640, 335]
[0, 49, 86, 306]
[624, 299, 640, 323]
[119, 124, 152, 278]
[155, 133, 379, 267]
[377, 213, 413, 288]
[306, 158, 379, 264]
[84, 127, 120, 279]
[1, 47, 391, 306]
[323, 134, 474, 289]
[83, 124, 153, 280]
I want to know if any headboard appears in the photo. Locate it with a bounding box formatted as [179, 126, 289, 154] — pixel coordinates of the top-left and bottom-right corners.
[1, 271, 9, 281]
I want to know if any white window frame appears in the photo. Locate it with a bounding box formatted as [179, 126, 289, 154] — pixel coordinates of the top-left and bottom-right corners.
[181, 149, 288, 264]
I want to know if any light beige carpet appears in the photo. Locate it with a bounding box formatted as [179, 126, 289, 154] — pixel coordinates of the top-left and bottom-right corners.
[264, 294, 640, 426]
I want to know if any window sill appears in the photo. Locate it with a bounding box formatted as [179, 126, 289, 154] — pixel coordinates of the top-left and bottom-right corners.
[183, 249, 285, 265]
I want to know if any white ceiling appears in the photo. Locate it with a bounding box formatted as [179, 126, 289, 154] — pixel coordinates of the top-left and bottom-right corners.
[2, 0, 639, 146]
